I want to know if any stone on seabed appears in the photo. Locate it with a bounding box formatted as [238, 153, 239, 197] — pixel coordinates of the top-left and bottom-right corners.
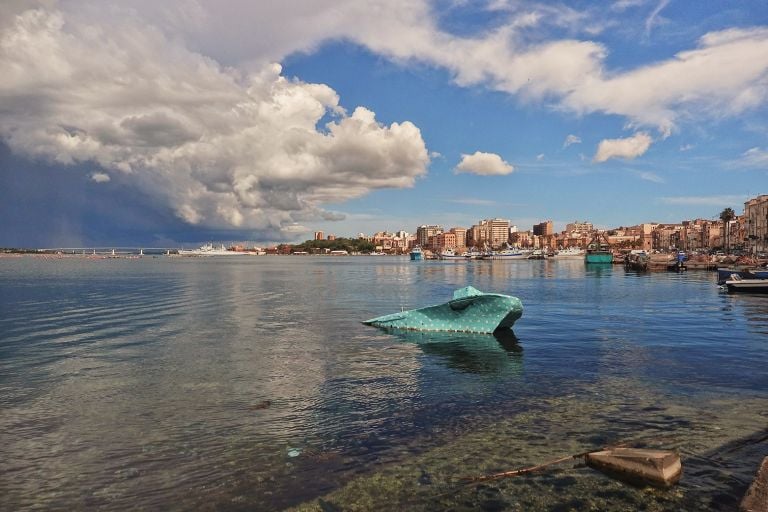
[741, 456, 768, 512]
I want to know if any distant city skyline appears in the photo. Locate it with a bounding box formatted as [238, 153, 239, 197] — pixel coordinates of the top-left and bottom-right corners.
[1, 1, 767, 247]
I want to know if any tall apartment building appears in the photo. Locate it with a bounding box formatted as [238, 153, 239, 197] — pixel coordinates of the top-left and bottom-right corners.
[489, 218, 510, 247]
[744, 194, 768, 254]
[565, 221, 593, 234]
[314, 231, 324, 240]
[416, 225, 442, 248]
[533, 220, 553, 236]
[468, 218, 510, 249]
[433, 232, 457, 251]
[450, 227, 468, 248]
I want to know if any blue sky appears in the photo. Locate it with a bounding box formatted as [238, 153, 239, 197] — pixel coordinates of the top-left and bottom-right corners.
[1, 1, 767, 247]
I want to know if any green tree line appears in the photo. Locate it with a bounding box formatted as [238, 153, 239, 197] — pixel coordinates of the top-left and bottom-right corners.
[294, 238, 375, 253]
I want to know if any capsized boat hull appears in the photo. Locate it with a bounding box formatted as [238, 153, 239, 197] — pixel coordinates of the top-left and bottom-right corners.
[363, 286, 523, 334]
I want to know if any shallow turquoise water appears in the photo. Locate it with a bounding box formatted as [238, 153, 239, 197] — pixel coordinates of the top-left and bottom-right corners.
[1, 256, 766, 510]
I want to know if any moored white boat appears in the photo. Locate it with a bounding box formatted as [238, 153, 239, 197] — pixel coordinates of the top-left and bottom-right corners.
[485, 248, 528, 260]
[439, 248, 465, 260]
[178, 243, 246, 256]
[724, 274, 768, 293]
[554, 247, 586, 259]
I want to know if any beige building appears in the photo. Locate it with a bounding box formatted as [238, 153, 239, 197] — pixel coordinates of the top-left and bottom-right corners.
[744, 194, 768, 255]
[433, 232, 457, 251]
[468, 218, 510, 249]
[416, 225, 442, 248]
[566, 221, 593, 235]
[449, 227, 468, 249]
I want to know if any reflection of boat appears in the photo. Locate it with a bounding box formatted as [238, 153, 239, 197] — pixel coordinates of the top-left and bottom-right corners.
[363, 286, 523, 334]
[386, 329, 522, 375]
[410, 246, 423, 261]
[585, 234, 613, 264]
[723, 274, 768, 293]
[178, 243, 245, 256]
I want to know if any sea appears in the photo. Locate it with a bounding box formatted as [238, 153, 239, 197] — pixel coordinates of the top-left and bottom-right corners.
[1, 255, 767, 511]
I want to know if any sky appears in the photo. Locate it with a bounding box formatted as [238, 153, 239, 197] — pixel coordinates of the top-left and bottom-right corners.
[1, 0, 767, 247]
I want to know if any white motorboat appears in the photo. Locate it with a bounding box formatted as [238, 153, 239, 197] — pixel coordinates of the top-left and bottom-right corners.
[724, 274, 768, 293]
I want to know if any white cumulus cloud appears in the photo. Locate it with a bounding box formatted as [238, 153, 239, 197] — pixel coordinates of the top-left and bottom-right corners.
[0, 8, 429, 235]
[38, 1, 768, 139]
[455, 151, 515, 176]
[90, 172, 111, 183]
[593, 132, 652, 163]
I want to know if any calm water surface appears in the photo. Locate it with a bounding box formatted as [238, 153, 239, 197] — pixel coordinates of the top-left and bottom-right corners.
[1, 256, 767, 511]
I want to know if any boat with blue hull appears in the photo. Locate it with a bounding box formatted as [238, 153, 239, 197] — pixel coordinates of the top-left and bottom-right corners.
[363, 286, 523, 334]
[717, 267, 768, 285]
[410, 246, 423, 261]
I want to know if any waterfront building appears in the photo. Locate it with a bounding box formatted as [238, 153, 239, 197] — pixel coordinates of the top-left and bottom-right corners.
[702, 221, 723, 250]
[468, 218, 510, 249]
[511, 230, 533, 248]
[489, 219, 510, 248]
[416, 225, 442, 248]
[433, 232, 457, 252]
[533, 220, 553, 237]
[449, 227, 468, 249]
[638, 223, 656, 252]
[744, 195, 768, 255]
[652, 224, 685, 251]
[566, 221, 593, 235]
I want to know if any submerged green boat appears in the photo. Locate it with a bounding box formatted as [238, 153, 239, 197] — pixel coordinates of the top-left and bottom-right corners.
[363, 286, 523, 334]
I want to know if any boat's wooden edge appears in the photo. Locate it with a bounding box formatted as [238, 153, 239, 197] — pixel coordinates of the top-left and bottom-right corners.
[741, 456, 768, 512]
[585, 448, 682, 488]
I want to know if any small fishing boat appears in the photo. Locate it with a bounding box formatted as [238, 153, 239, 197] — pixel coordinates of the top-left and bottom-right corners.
[482, 249, 527, 260]
[585, 233, 613, 264]
[585, 448, 682, 488]
[363, 286, 523, 334]
[410, 246, 423, 261]
[438, 248, 465, 260]
[553, 247, 586, 259]
[724, 274, 768, 293]
[717, 267, 768, 285]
